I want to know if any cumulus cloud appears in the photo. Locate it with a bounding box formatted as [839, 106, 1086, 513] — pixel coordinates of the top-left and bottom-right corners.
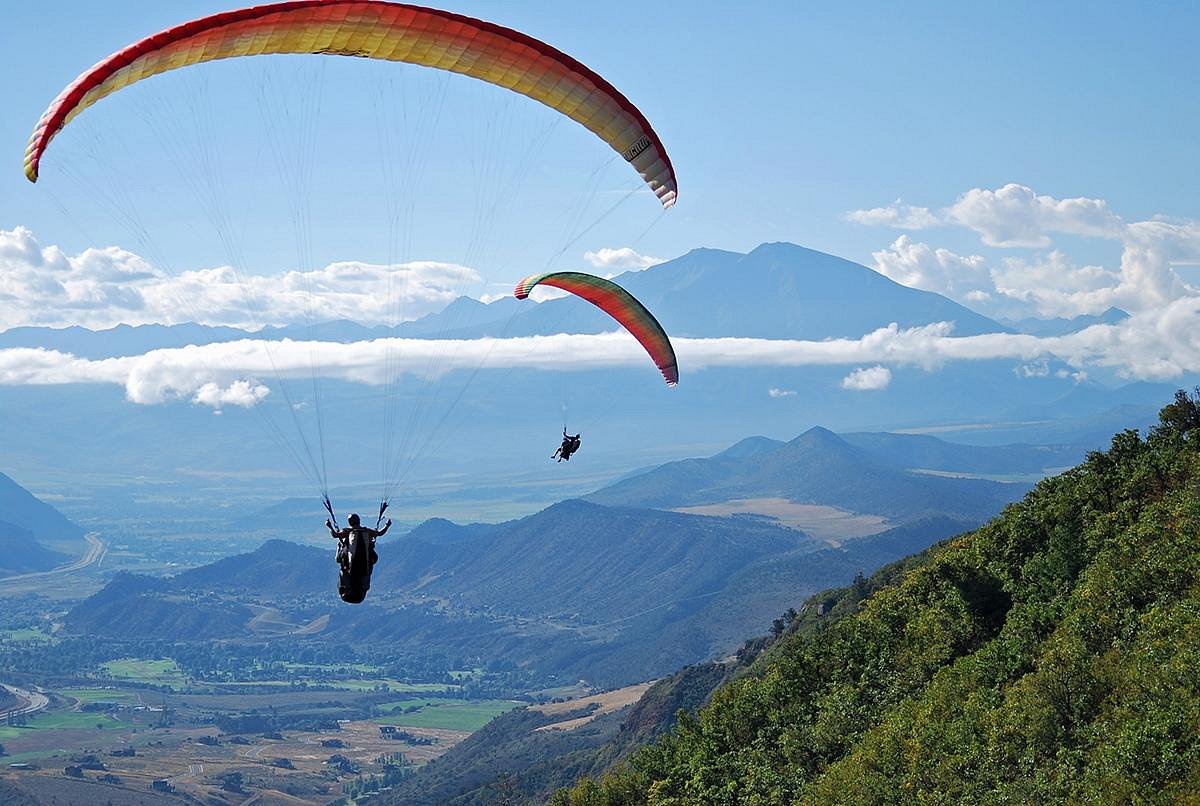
[991, 251, 1120, 317]
[845, 200, 942, 229]
[0, 227, 479, 330]
[841, 365, 892, 391]
[582, 247, 664, 272]
[192, 380, 270, 410]
[947, 184, 1125, 248]
[3, 307, 1199, 409]
[849, 184, 1200, 320]
[871, 236, 994, 305]
[768, 387, 796, 398]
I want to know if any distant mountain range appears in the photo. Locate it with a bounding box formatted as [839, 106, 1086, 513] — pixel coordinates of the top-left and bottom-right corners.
[1000, 306, 1129, 337]
[0, 243, 1011, 358]
[588, 426, 1041, 522]
[67, 507, 970, 687]
[64, 421, 1043, 686]
[0, 242, 1183, 520]
[0, 247, 1133, 360]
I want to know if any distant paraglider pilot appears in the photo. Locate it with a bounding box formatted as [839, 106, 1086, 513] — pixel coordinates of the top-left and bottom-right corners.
[553, 429, 582, 462]
[326, 513, 390, 604]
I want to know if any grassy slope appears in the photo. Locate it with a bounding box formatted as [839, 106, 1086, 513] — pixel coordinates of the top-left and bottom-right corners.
[554, 391, 1200, 804]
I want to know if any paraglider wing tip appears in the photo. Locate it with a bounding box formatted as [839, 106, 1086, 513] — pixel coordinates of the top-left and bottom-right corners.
[24, 128, 44, 182]
[513, 275, 540, 300]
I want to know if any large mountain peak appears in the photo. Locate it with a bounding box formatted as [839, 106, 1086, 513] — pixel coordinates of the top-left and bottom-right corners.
[785, 425, 858, 454]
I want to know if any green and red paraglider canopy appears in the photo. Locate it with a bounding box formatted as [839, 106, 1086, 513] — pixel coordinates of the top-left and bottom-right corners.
[514, 271, 678, 387]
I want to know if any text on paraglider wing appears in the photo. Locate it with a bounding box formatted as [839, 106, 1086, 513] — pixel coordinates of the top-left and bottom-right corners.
[622, 136, 651, 161]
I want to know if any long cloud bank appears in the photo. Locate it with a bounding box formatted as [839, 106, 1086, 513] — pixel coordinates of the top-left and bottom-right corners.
[1, 309, 1197, 409]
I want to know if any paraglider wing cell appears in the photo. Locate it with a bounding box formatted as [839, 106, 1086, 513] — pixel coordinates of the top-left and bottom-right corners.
[514, 271, 678, 386]
[24, 0, 677, 208]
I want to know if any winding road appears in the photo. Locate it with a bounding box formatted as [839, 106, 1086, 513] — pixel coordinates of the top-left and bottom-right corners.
[0, 683, 49, 720]
[0, 532, 105, 592]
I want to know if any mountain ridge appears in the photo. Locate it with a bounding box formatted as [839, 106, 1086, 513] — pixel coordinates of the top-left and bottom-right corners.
[587, 425, 1034, 523]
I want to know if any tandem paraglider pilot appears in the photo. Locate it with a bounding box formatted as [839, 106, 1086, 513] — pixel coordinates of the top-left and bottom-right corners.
[326, 513, 390, 604]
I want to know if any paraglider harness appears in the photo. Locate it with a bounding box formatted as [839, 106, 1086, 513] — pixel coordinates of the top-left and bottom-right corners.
[554, 429, 581, 462]
[326, 498, 387, 605]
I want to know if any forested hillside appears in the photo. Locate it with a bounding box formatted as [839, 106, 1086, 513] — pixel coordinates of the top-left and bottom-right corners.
[554, 390, 1200, 803]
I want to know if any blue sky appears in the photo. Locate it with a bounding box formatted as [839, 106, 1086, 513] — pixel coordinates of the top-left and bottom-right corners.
[1, 1, 1199, 400]
[3, 0, 1197, 273]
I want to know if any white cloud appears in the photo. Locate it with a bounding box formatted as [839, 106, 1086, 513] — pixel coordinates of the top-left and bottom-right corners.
[845, 200, 941, 229]
[526, 287, 571, 302]
[768, 387, 796, 398]
[871, 236, 994, 304]
[991, 251, 1120, 318]
[1016, 359, 1051, 378]
[0, 227, 480, 331]
[851, 185, 1200, 320]
[841, 365, 892, 391]
[3, 306, 1198, 408]
[192, 380, 270, 410]
[947, 184, 1124, 248]
[582, 247, 664, 272]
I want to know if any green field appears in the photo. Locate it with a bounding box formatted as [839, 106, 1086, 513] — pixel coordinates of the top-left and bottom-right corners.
[532, 682, 592, 700]
[321, 679, 453, 693]
[216, 678, 454, 692]
[99, 658, 187, 687]
[278, 661, 381, 674]
[212, 681, 298, 689]
[0, 709, 124, 740]
[58, 688, 139, 705]
[0, 628, 56, 643]
[376, 690, 460, 710]
[374, 699, 520, 732]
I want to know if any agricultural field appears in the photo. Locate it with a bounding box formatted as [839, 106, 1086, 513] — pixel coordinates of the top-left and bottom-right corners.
[374, 698, 520, 732]
[0, 627, 57, 643]
[99, 659, 188, 687]
[316, 678, 453, 693]
[0, 709, 127, 740]
[0, 710, 472, 804]
[278, 661, 381, 674]
[58, 687, 141, 705]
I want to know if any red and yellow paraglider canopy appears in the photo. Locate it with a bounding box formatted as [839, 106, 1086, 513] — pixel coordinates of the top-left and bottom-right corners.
[24, 0, 677, 209]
